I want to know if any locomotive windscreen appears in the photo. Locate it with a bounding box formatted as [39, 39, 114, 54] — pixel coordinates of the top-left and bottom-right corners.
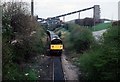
[51, 39, 62, 44]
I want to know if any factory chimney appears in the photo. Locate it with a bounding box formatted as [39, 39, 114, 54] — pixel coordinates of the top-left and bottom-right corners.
[31, 0, 34, 16]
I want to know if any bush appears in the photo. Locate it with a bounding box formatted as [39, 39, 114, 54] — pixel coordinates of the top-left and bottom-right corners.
[3, 62, 38, 80]
[78, 23, 119, 80]
[64, 24, 94, 53]
[2, 2, 45, 80]
[79, 46, 108, 80]
[102, 25, 119, 80]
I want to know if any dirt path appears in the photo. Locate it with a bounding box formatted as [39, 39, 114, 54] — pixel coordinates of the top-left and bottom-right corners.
[92, 29, 107, 40]
[61, 55, 79, 80]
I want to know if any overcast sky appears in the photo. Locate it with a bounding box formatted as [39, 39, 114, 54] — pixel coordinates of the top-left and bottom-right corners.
[2, 0, 120, 21]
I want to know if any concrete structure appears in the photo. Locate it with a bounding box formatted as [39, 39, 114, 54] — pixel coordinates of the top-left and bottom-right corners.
[38, 5, 99, 22]
[118, 1, 120, 20]
[31, 0, 34, 16]
[94, 5, 100, 21]
[38, 5, 101, 26]
[0, 4, 2, 82]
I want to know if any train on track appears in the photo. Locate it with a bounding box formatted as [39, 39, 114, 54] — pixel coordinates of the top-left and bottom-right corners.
[46, 30, 63, 56]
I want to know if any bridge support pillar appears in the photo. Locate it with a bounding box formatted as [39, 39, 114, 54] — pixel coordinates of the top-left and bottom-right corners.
[78, 12, 80, 19]
[63, 16, 65, 22]
[93, 5, 100, 25]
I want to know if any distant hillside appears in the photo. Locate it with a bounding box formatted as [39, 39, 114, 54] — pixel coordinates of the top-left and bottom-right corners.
[91, 23, 112, 31]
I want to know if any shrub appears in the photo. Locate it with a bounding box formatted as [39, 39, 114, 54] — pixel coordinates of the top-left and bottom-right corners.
[78, 23, 119, 80]
[79, 45, 108, 80]
[2, 2, 45, 80]
[64, 24, 94, 53]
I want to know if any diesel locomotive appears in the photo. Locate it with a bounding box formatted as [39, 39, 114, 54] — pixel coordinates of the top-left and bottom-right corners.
[46, 30, 63, 56]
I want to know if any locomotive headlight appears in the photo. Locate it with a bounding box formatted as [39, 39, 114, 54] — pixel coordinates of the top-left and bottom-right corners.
[59, 45, 63, 49]
[52, 46, 54, 48]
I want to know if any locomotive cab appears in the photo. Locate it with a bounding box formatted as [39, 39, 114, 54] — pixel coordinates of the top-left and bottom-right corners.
[50, 38, 63, 56]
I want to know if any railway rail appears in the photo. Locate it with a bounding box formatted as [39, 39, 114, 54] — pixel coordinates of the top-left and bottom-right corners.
[52, 57, 65, 81]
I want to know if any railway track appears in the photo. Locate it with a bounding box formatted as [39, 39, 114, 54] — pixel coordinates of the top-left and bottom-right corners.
[51, 57, 65, 81]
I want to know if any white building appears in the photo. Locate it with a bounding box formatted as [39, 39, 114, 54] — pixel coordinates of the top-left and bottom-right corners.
[118, 1, 120, 20]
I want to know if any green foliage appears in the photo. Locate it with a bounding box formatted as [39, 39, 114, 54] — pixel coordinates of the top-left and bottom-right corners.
[31, 25, 45, 54]
[102, 25, 119, 80]
[78, 24, 119, 80]
[3, 63, 37, 80]
[64, 24, 94, 53]
[2, 2, 45, 80]
[3, 63, 24, 80]
[79, 46, 107, 80]
[24, 69, 38, 80]
[67, 23, 80, 32]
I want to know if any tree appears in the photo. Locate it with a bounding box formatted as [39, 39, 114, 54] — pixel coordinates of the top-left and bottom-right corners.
[2, 2, 45, 80]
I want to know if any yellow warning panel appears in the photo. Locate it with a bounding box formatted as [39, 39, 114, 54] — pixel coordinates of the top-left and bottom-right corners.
[50, 44, 63, 50]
